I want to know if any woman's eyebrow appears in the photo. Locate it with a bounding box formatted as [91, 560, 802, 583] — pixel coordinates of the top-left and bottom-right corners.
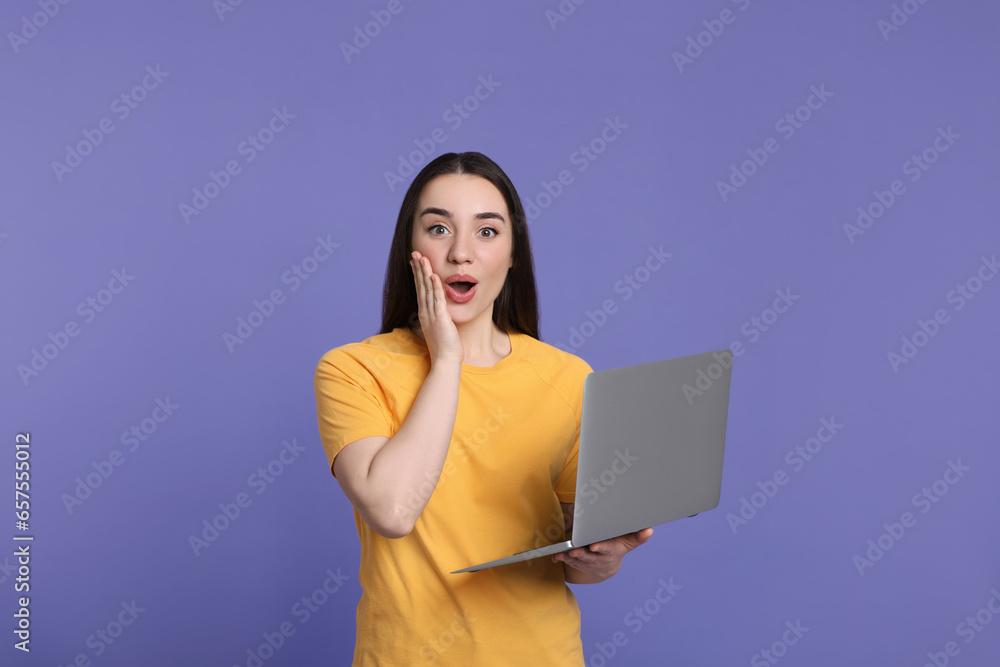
[476, 211, 506, 225]
[418, 207, 506, 225]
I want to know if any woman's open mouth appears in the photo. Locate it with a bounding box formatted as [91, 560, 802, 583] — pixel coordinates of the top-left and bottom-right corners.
[444, 281, 477, 303]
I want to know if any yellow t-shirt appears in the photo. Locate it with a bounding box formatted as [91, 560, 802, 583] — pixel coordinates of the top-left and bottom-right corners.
[313, 326, 593, 666]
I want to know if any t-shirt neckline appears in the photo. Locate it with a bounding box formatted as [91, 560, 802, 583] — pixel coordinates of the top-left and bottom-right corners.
[396, 326, 519, 374]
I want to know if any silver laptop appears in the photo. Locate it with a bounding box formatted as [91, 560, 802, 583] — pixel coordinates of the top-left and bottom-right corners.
[451, 348, 733, 574]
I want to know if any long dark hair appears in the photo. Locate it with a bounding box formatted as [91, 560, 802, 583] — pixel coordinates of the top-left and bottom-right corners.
[378, 152, 540, 339]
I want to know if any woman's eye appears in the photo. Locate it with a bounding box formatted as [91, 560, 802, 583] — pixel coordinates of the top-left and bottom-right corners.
[427, 225, 498, 238]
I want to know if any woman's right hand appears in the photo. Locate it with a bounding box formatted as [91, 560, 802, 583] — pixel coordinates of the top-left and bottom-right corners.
[410, 251, 464, 365]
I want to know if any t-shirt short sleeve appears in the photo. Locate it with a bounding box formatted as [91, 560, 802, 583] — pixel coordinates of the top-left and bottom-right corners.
[553, 418, 580, 504]
[553, 356, 592, 504]
[314, 348, 392, 477]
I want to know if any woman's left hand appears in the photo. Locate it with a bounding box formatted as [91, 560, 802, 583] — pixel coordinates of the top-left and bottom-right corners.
[553, 527, 654, 583]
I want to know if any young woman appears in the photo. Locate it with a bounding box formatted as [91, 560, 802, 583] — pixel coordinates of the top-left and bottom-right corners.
[313, 152, 652, 665]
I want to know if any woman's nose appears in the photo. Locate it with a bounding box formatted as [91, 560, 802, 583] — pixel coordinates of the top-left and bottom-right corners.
[448, 236, 472, 263]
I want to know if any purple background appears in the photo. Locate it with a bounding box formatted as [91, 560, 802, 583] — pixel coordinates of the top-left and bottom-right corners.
[3, 0, 999, 665]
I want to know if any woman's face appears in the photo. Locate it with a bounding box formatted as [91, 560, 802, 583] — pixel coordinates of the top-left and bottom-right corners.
[410, 173, 514, 325]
